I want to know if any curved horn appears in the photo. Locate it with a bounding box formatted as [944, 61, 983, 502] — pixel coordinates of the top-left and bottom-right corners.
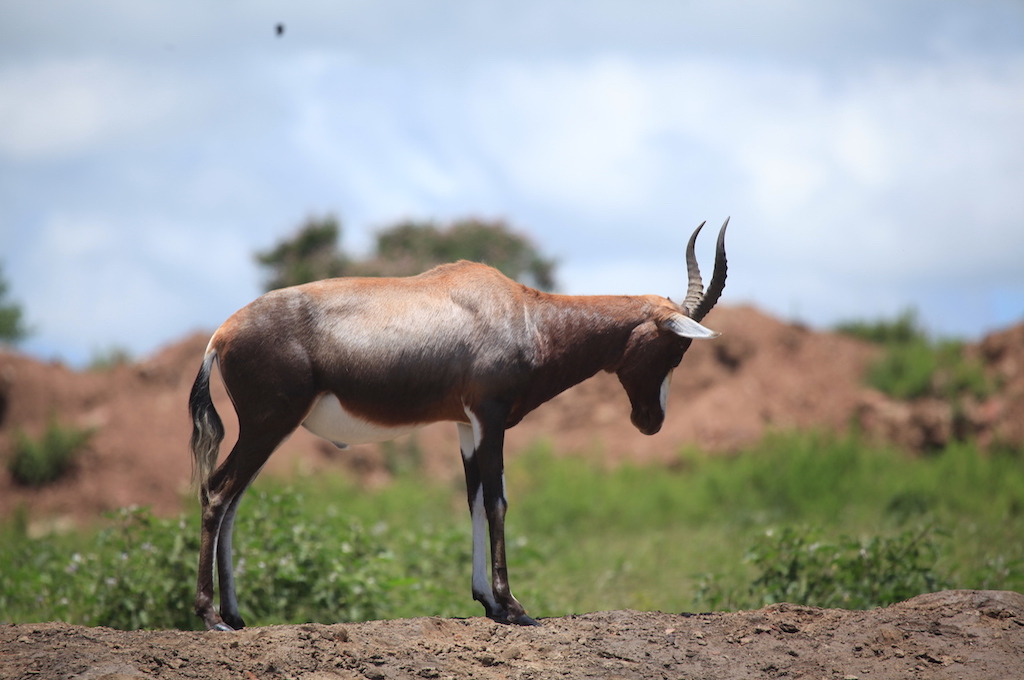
[682, 221, 706, 315]
[688, 217, 729, 322]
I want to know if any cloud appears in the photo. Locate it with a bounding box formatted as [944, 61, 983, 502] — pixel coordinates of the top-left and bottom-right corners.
[0, 58, 198, 161]
[244, 47, 1024, 320]
[3, 1, 1024, 365]
[468, 58, 662, 215]
[17, 211, 254, 364]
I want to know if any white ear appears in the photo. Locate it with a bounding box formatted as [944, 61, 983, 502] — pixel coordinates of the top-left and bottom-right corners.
[663, 313, 720, 339]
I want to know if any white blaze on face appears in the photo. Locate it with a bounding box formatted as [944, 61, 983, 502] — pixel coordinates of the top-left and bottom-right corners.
[660, 369, 674, 417]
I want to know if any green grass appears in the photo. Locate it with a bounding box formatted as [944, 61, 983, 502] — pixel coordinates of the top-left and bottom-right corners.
[2, 431, 1023, 629]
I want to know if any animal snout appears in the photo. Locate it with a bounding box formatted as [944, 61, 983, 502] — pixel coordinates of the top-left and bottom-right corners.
[630, 407, 664, 436]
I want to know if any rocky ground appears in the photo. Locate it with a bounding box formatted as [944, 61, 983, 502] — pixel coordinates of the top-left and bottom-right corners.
[3, 590, 1023, 680]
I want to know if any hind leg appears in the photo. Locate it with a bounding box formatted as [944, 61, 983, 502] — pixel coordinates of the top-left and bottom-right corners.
[194, 421, 300, 631]
[215, 490, 249, 629]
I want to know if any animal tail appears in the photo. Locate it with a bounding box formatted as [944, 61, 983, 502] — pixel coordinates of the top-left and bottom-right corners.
[189, 347, 225, 495]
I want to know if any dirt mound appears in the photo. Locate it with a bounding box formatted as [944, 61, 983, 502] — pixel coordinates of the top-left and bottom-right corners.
[3, 590, 1022, 679]
[1, 306, 1022, 523]
[976, 321, 1024, 447]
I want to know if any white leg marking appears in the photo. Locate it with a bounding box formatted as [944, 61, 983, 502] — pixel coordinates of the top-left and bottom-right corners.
[470, 486, 496, 608]
[462, 407, 483, 453]
[457, 420, 476, 462]
[459, 419, 497, 611]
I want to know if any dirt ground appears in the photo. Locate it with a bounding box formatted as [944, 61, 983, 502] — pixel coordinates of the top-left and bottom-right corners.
[3, 590, 1023, 680]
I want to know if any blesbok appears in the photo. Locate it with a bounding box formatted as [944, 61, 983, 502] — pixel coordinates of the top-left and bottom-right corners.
[189, 219, 729, 630]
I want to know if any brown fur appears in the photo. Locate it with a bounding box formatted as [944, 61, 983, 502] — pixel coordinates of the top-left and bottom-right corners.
[189, 224, 728, 630]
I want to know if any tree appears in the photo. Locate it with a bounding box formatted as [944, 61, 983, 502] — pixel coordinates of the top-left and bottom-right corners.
[255, 215, 349, 291]
[0, 264, 28, 344]
[256, 215, 557, 292]
[361, 218, 557, 291]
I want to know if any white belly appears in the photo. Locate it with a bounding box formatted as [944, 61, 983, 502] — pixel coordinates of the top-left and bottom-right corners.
[302, 393, 419, 448]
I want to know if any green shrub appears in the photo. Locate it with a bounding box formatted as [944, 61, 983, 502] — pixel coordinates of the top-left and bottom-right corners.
[865, 338, 941, 400]
[865, 338, 992, 401]
[7, 419, 92, 486]
[835, 308, 926, 345]
[78, 507, 200, 630]
[747, 525, 947, 608]
[837, 310, 992, 401]
[930, 340, 993, 400]
[697, 525, 948, 611]
[228, 489, 394, 625]
[4, 432, 1024, 626]
[0, 489, 472, 629]
[0, 506, 198, 629]
[0, 263, 29, 343]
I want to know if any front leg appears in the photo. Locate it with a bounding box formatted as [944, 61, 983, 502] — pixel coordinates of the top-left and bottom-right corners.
[458, 412, 538, 626]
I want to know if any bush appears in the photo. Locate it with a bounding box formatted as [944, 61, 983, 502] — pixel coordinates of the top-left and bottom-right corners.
[0, 506, 198, 629]
[0, 489, 470, 629]
[0, 263, 29, 343]
[7, 419, 92, 487]
[228, 489, 393, 625]
[78, 507, 200, 630]
[835, 309, 926, 346]
[837, 310, 992, 401]
[697, 525, 948, 611]
[863, 338, 990, 402]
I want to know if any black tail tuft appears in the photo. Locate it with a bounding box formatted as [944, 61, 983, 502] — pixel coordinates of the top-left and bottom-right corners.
[189, 350, 225, 492]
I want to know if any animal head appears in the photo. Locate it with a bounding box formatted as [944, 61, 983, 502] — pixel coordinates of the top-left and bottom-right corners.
[616, 219, 729, 435]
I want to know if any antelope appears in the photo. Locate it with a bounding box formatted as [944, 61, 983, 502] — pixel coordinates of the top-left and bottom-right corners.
[189, 219, 729, 630]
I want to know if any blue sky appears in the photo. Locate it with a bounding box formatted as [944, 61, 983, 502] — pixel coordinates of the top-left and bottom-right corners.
[2, 1, 1023, 366]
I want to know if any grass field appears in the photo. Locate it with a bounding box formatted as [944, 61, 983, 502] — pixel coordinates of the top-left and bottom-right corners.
[2, 430, 1022, 630]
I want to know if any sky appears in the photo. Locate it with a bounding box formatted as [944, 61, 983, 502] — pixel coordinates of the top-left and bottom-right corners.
[1, 1, 1023, 366]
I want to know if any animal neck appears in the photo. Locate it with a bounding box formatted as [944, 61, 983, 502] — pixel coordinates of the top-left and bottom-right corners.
[507, 292, 651, 424]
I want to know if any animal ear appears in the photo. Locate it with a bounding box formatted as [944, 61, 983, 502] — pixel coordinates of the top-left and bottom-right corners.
[660, 313, 720, 339]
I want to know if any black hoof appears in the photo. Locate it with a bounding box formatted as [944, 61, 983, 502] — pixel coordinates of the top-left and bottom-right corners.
[222, 615, 246, 630]
[210, 622, 236, 632]
[488, 610, 541, 626]
[509, 613, 541, 626]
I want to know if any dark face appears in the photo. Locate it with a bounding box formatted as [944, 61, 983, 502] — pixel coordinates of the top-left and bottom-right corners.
[616, 326, 691, 436]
